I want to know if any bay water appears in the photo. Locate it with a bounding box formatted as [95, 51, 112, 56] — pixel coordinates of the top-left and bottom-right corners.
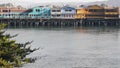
[6, 26, 120, 68]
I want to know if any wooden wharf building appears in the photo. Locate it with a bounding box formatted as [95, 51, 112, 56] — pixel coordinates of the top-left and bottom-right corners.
[0, 4, 119, 27]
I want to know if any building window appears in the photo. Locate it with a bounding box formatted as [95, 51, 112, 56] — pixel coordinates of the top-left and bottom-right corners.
[57, 14, 60, 17]
[31, 14, 33, 16]
[52, 10, 56, 12]
[44, 14, 48, 16]
[11, 14, 13, 16]
[105, 9, 118, 12]
[57, 10, 61, 12]
[36, 9, 40, 12]
[9, 14, 10, 16]
[105, 15, 118, 17]
[65, 10, 72, 12]
[3, 10, 9, 12]
[52, 10, 61, 12]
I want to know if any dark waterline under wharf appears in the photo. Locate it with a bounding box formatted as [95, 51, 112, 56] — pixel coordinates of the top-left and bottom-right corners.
[0, 18, 120, 27]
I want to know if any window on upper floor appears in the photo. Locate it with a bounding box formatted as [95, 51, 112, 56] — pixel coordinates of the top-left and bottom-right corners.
[65, 10, 72, 12]
[105, 9, 118, 12]
[52, 10, 61, 12]
[30, 14, 33, 16]
[57, 10, 61, 12]
[89, 9, 104, 12]
[44, 14, 48, 16]
[36, 9, 40, 12]
[3, 10, 9, 12]
[57, 14, 60, 16]
[52, 10, 56, 12]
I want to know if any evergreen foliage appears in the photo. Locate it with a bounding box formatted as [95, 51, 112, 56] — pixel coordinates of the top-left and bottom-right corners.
[0, 24, 39, 68]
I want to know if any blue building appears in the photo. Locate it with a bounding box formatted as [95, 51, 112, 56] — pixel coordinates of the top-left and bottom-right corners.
[23, 6, 51, 19]
[61, 6, 76, 19]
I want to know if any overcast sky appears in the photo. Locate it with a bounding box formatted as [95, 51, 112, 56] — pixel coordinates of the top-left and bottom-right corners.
[1, 0, 108, 3]
[0, 0, 108, 7]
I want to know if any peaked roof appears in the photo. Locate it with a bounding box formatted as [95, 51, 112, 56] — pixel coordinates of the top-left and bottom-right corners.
[87, 5, 104, 9]
[62, 6, 75, 10]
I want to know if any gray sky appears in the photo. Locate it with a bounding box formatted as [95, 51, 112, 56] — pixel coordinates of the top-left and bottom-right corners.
[0, 0, 108, 3]
[0, 0, 108, 7]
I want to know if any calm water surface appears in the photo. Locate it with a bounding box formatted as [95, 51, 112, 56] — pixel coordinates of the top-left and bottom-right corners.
[6, 27, 120, 68]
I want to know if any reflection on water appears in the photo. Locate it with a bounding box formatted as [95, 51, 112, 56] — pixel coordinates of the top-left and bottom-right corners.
[6, 26, 120, 68]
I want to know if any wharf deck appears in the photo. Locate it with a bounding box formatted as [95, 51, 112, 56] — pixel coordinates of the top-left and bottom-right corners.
[0, 18, 120, 27]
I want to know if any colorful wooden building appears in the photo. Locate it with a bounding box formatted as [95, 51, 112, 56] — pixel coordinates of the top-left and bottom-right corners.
[104, 6, 119, 19]
[0, 4, 119, 20]
[61, 6, 76, 19]
[0, 6, 26, 19]
[85, 5, 105, 19]
[51, 6, 61, 19]
[75, 8, 87, 19]
[21, 6, 51, 19]
[75, 5, 119, 19]
[28, 6, 51, 19]
[0, 6, 51, 19]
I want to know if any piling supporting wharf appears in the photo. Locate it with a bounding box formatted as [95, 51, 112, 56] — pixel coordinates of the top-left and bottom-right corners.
[0, 18, 120, 27]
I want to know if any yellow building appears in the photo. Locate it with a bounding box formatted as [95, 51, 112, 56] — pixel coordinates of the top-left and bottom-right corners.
[75, 8, 87, 19]
[104, 7, 119, 19]
[85, 5, 104, 19]
[76, 5, 119, 19]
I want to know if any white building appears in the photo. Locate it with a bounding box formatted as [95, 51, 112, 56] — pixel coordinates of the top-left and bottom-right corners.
[51, 6, 61, 19]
